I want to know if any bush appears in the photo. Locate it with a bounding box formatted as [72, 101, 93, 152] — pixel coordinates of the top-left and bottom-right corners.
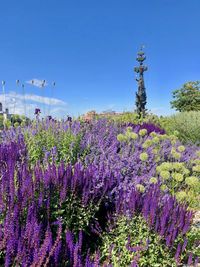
[160, 111, 200, 145]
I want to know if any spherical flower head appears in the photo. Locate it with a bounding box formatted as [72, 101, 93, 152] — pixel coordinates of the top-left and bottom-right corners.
[192, 165, 200, 172]
[177, 145, 185, 152]
[136, 184, 145, 193]
[171, 148, 176, 155]
[160, 170, 170, 180]
[173, 162, 184, 171]
[117, 134, 127, 142]
[185, 176, 199, 187]
[150, 132, 158, 138]
[173, 130, 179, 136]
[139, 152, 148, 161]
[192, 159, 200, 165]
[160, 162, 172, 171]
[139, 129, 148, 137]
[196, 150, 200, 157]
[172, 172, 184, 182]
[160, 184, 168, 191]
[149, 177, 158, 184]
[126, 127, 133, 132]
[152, 148, 159, 155]
[156, 165, 162, 173]
[152, 136, 160, 144]
[182, 167, 190, 175]
[185, 176, 199, 188]
[142, 139, 152, 149]
[129, 132, 138, 140]
[159, 134, 168, 140]
[171, 149, 181, 159]
[176, 191, 187, 202]
[155, 156, 161, 163]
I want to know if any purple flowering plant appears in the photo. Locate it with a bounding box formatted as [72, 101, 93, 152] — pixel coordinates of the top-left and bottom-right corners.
[0, 118, 199, 266]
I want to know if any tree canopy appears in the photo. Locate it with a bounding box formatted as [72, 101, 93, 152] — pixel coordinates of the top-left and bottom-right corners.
[170, 81, 200, 112]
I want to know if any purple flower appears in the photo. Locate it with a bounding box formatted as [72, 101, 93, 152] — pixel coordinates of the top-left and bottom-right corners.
[34, 108, 41, 115]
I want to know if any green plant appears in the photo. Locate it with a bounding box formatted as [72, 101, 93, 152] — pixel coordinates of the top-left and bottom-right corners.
[171, 81, 200, 112]
[100, 215, 177, 267]
[159, 111, 200, 145]
[25, 127, 83, 165]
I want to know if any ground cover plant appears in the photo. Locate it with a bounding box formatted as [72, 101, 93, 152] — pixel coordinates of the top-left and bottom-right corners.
[0, 115, 199, 266]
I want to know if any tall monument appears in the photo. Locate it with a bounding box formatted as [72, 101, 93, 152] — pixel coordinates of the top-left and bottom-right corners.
[134, 47, 148, 117]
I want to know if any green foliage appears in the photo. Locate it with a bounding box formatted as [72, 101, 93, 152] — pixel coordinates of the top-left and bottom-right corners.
[25, 126, 82, 165]
[46, 191, 101, 237]
[159, 111, 200, 145]
[171, 81, 200, 112]
[100, 215, 200, 267]
[103, 112, 160, 125]
[100, 215, 177, 267]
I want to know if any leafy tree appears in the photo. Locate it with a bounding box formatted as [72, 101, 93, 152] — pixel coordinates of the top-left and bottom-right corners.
[170, 81, 200, 112]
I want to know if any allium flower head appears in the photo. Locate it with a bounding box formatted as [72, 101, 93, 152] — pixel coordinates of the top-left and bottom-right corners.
[177, 145, 185, 152]
[172, 173, 184, 182]
[117, 134, 127, 142]
[142, 139, 152, 149]
[192, 165, 200, 172]
[160, 170, 170, 180]
[136, 184, 145, 193]
[139, 129, 147, 136]
[176, 191, 187, 202]
[160, 184, 168, 191]
[149, 177, 158, 184]
[139, 152, 148, 161]
[150, 132, 157, 137]
[126, 127, 132, 132]
[152, 136, 160, 144]
[185, 176, 199, 187]
[152, 148, 159, 155]
[158, 162, 172, 171]
[129, 132, 138, 140]
[196, 150, 200, 157]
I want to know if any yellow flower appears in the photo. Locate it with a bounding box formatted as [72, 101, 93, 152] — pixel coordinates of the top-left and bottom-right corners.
[196, 150, 200, 157]
[117, 134, 126, 142]
[160, 184, 168, 191]
[152, 148, 159, 154]
[126, 127, 132, 132]
[160, 170, 170, 180]
[192, 165, 200, 172]
[176, 191, 187, 202]
[149, 177, 158, 184]
[142, 139, 152, 149]
[172, 173, 184, 182]
[129, 132, 138, 140]
[139, 129, 148, 136]
[177, 145, 185, 152]
[150, 132, 157, 137]
[160, 162, 172, 171]
[139, 152, 148, 161]
[185, 176, 199, 187]
[152, 136, 160, 144]
[136, 184, 145, 193]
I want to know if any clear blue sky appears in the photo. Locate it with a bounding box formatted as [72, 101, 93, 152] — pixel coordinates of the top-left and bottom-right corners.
[0, 0, 199, 117]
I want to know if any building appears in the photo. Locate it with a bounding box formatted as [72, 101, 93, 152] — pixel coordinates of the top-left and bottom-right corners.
[0, 102, 12, 121]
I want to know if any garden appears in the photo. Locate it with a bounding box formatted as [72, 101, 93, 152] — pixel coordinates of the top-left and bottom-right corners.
[0, 104, 200, 266]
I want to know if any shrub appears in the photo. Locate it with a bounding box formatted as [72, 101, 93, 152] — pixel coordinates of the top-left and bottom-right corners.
[159, 111, 200, 145]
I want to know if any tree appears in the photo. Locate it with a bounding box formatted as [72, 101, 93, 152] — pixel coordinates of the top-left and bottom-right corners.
[170, 81, 200, 112]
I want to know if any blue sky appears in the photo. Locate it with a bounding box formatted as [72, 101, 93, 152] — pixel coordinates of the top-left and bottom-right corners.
[0, 0, 199, 118]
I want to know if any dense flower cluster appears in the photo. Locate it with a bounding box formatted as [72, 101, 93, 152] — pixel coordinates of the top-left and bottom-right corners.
[0, 118, 199, 266]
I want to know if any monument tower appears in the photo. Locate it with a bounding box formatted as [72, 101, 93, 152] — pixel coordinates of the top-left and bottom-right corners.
[134, 47, 148, 117]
